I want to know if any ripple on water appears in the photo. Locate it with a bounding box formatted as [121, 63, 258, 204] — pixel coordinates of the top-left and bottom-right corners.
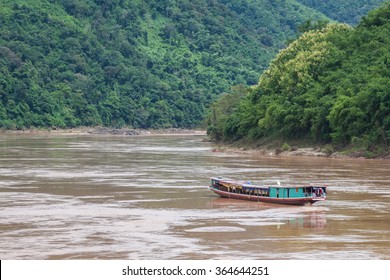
[185, 226, 246, 233]
[1, 135, 390, 259]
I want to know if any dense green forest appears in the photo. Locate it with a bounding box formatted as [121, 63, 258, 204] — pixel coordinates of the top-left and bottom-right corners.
[296, 0, 385, 24]
[0, 0, 387, 130]
[207, 1, 390, 156]
[0, 0, 330, 129]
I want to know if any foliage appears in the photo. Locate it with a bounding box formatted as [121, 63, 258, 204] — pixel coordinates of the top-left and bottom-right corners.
[0, 0, 331, 129]
[209, 2, 390, 150]
[206, 85, 247, 141]
[282, 142, 291, 151]
[296, 0, 387, 24]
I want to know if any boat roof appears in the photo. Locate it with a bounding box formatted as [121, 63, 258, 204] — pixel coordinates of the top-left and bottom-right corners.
[211, 177, 325, 189]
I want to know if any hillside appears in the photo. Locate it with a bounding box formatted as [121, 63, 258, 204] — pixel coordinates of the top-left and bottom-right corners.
[0, 0, 328, 129]
[207, 1, 390, 157]
[296, 0, 386, 24]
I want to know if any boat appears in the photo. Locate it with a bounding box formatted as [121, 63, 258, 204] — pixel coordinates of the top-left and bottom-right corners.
[209, 177, 327, 206]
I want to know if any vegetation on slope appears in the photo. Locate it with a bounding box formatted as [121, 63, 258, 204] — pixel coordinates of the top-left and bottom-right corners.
[296, 0, 386, 24]
[207, 2, 390, 156]
[0, 0, 328, 129]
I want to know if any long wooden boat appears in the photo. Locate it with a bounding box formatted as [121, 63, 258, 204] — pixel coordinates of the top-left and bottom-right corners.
[209, 177, 327, 206]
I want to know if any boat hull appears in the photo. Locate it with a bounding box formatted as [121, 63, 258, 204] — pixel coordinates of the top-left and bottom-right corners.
[209, 187, 324, 206]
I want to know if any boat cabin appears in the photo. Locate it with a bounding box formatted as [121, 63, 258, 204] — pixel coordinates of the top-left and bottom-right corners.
[209, 177, 327, 205]
[269, 186, 326, 199]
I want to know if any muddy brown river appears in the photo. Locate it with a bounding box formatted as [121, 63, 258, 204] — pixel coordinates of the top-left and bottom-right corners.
[0, 134, 389, 259]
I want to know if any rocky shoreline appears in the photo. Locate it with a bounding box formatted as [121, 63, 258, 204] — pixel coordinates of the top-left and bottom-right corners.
[211, 144, 390, 160]
[87, 126, 206, 136]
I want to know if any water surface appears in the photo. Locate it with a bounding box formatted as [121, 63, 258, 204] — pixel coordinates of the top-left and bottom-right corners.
[0, 135, 389, 259]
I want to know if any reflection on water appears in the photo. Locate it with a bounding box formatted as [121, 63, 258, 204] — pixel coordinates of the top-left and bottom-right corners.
[0, 135, 389, 259]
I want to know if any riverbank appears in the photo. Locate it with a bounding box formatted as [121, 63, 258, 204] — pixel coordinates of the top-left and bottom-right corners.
[210, 142, 390, 160]
[2, 127, 388, 159]
[0, 127, 207, 137]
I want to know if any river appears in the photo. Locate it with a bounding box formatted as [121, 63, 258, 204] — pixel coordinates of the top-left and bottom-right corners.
[0, 134, 389, 259]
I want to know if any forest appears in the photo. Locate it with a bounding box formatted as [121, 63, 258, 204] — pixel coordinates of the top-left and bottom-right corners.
[0, 0, 385, 130]
[207, 1, 390, 156]
[0, 0, 326, 129]
[295, 0, 385, 24]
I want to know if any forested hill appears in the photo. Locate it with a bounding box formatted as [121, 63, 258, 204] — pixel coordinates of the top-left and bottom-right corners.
[296, 0, 386, 24]
[207, 1, 390, 156]
[0, 0, 328, 129]
[0, 1, 386, 130]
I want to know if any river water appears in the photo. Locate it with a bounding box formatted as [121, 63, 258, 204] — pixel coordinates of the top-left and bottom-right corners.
[0, 134, 389, 259]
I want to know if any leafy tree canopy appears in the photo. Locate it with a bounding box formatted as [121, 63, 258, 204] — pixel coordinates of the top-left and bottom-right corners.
[296, 0, 386, 24]
[0, 0, 327, 129]
[0, 0, 386, 129]
[207, 1, 390, 153]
